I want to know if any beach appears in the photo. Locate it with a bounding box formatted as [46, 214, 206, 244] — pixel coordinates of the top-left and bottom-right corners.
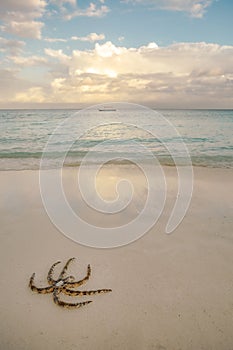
[1, 165, 233, 350]
[1, 0, 232, 347]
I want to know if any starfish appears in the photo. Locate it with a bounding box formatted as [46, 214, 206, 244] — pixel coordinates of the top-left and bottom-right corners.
[29, 258, 112, 309]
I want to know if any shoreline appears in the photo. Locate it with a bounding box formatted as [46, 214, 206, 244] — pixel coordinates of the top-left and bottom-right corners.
[1, 165, 233, 349]
[0, 161, 233, 172]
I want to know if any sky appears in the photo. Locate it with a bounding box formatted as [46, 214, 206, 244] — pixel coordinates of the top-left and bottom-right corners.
[0, 0, 233, 109]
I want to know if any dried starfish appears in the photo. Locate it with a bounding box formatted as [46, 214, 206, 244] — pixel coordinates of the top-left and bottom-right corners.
[29, 258, 112, 309]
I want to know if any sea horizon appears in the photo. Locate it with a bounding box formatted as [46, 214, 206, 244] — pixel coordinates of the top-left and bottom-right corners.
[1, 108, 232, 170]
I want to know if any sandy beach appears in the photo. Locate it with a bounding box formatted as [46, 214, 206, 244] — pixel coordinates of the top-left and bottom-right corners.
[0, 165, 233, 350]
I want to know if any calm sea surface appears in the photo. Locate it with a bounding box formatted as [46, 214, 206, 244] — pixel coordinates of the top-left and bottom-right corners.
[0, 108, 232, 170]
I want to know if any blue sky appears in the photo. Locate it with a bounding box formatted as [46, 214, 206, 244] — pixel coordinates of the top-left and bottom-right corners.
[0, 0, 232, 108]
[43, 0, 233, 47]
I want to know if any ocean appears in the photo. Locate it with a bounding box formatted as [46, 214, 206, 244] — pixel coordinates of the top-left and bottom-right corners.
[0, 107, 232, 170]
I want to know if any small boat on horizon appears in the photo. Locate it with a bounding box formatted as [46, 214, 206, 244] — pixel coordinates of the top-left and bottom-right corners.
[98, 106, 117, 112]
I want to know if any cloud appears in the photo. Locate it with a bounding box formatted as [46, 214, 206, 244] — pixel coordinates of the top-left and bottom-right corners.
[3, 41, 233, 108]
[44, 48, 71, 63]
[93, 41, 128, 57]
[44, 33, 105, 43]
[0, 0, 46, 12]
[15, 86, 47, 102]
[64, 2, 110, 20]
[49, 0, 76, 7]
[0, 0, 46, 38]
[8, 55, 48, 66]
[41, 41, 233, 107]
[47, 1, 110, 22]
[2, 21, 44, 39]
[0, 68, 34, 103]
[0, 37, 25, 55]
[123, 0, 213, 18]
[160, 0, 213, 18]
[71, 33, 105, 42]
[44, 37, 68, 43]
[118, 36, 125, 42]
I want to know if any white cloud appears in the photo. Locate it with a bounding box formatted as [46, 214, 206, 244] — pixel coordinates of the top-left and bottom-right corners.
[0, 37, 25, 55]
[0, 0, 46, 38]
[44, 33, 105, 43]
[8, 55, 48, 66]
[94, 41, 127, 57]
[0, 0, 46, 12]
[41, 41, 233, 107]
[0, 68, 34, 103]
[64, 2, 110, 20]
[3, 41, 233, 108]
[52, 0, 76, 5]
[3, 21, 44, 39]
[161, 0, 213, 18]
[44, 48, 71, 63]
[48, 1, 110, 21]
[124, 0, 213, 18]
[44, 37, 68, 43]
[15, 86, 47, 102]
[118, 36, 125, 42]
[71, 33, 105, 42]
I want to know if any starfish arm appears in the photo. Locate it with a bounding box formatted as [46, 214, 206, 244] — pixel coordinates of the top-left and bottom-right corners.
[58, 258, 75, 279]
[47, 261, 61, 285]
[66, 264, 91, 288]
[63, 287, 112, 296]
[29, 273, 54, 294]
[53, 289, 92, 309]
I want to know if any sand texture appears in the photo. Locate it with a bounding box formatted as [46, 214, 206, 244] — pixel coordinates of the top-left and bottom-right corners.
[0, 166, 233, 350]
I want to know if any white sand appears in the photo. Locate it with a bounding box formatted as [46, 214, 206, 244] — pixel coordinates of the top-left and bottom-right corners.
[0, 165, 233, 350]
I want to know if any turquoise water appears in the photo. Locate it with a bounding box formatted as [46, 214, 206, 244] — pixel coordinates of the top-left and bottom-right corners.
[0, 108, 232, 170]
